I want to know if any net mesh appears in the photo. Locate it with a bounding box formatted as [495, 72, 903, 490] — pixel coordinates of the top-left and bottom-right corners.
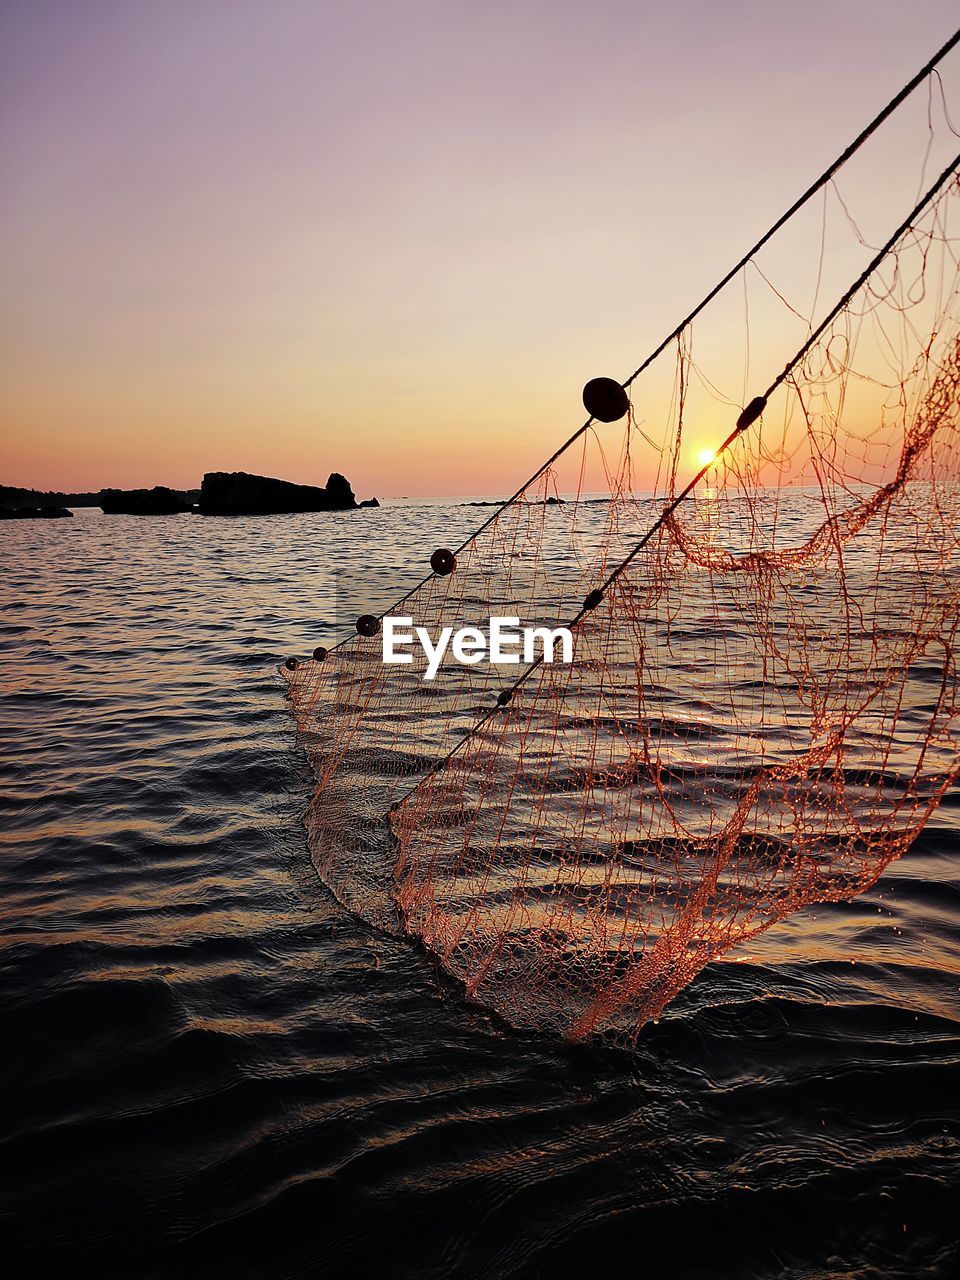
[283, 137, 960, 1046]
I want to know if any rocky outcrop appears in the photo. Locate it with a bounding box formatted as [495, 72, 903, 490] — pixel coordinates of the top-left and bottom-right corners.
[198, 471, 360, 516]
[100, 487, 193, 515]
[3, 474, 365, 518]
[0, 504, 73, 519]
[1, 485, 99, 509]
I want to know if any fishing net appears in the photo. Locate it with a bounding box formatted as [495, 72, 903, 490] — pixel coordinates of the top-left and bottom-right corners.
[283, 75, 960, 1045]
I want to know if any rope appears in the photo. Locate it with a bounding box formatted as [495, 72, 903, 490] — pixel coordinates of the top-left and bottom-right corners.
[388, 150, 960, 810]
[319, 25, 960, 655]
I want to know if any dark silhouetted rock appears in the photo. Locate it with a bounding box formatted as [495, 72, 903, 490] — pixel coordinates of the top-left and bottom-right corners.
[324, 472, 356, 507]
[199, 471, 360, 516]
[0, 503, 73, 519]
[1, 484, 200, 510]
[1, 485, 99, 509]
[359, 497, 380, 508]
[99, 487, 192, 515]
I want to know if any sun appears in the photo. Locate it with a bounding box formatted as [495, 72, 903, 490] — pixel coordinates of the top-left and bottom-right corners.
[696, 447, 718, 468]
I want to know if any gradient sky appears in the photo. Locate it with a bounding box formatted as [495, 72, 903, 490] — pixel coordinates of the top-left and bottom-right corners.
[1, 0, 959, 497]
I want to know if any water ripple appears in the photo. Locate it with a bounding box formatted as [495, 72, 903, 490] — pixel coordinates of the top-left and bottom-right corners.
[1, 507, 958, 1278]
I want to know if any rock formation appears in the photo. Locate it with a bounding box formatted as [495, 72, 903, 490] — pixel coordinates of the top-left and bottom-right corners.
[99, 487, 193, 515]
[1, 485, 99, 509]
[198, 471, 362, 515]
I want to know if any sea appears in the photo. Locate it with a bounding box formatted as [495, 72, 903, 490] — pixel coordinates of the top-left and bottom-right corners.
[1, 502, 958, 1279]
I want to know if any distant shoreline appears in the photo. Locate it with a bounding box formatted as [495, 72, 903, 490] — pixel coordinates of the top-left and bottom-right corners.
[0, 483, 201, 510]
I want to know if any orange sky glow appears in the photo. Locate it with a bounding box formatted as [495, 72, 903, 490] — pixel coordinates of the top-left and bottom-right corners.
[2, 1, 959, 498]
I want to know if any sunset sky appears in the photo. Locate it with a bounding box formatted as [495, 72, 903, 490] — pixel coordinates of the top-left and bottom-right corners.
[2, 0, 959, 497]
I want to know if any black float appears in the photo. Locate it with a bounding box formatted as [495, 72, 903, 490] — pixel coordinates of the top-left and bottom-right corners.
[430, 548, 457, 576]
[736, 395, 768, 430]
[582, 377, 630, 423]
